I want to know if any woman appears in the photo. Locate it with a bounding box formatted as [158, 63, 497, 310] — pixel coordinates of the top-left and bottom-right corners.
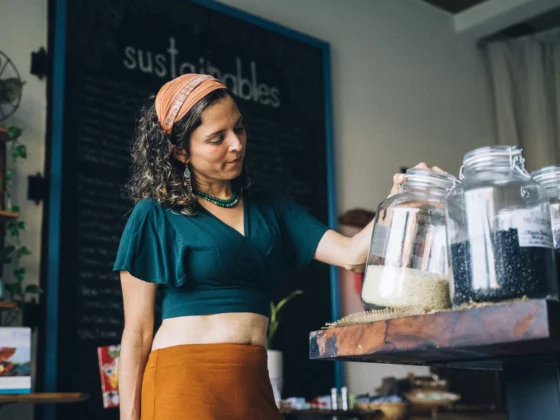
[114, 73, 438, 420]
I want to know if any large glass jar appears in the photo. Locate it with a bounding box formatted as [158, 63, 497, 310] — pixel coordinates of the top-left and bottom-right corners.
[361, 168, 457, 311]
[446, 146, 558, 306]
[532, 165, 560, 284]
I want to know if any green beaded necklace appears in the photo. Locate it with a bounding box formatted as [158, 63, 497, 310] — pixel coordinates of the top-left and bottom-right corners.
[193, 188, 240, 208]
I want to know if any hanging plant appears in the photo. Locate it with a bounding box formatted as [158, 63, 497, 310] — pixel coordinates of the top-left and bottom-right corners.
[0, 126, 42, 308]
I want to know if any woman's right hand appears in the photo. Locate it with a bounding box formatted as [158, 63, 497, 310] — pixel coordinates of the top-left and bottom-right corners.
[119, 272, 157, 420]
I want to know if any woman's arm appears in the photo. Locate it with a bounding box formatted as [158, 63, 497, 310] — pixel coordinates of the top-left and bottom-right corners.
[314, 163, 443, 272]
[313, 219, 373, 272]
[118, 271, 157, 420]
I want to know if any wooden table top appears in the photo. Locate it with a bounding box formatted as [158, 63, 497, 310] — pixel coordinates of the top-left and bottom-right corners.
[0, 392, 89, 404]
[310, 299, 560, 369]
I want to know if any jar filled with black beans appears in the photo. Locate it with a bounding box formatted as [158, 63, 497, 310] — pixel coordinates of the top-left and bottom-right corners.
[446, 146, 558, 305]
[532, 165, 560, 285]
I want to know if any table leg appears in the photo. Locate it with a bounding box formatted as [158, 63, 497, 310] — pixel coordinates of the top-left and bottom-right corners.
[503, 359, 560, 420]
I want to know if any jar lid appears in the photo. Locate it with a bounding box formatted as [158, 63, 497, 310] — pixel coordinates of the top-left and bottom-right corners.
[531, 165, 560, 182]
[531, 165, 560, 191]
[462, 145, 523, 167]
[404, 168, 457, 191]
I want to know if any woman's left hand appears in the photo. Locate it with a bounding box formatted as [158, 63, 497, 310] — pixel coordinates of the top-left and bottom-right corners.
[388, 162, 446, 197]
[314, 162, 448, 273]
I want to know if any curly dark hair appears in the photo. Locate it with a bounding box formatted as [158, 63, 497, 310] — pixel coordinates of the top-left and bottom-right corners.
[125, 89, 250, 215]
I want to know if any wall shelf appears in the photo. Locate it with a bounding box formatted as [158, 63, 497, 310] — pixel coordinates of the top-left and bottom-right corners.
[0, 210, 19, 222]
[0, 301, 18, 310]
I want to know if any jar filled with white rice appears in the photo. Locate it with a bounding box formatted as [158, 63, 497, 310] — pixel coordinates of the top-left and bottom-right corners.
[361, 168, 456, 311]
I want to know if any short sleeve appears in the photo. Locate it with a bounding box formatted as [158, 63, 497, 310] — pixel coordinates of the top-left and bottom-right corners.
[113, 199, 187, 286]
[271, 194, 330, 268]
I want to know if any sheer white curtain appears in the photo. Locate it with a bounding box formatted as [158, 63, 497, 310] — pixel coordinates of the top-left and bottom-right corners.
[484, 27, 560, 171]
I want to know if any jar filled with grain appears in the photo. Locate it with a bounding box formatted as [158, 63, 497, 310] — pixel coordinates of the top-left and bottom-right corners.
[447, 146, 558, 306]
[531, 164, 560, 284]
[361, 168, 457, 311]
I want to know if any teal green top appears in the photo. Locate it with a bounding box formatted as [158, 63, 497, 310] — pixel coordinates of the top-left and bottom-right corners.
[113, 192, 329, 319]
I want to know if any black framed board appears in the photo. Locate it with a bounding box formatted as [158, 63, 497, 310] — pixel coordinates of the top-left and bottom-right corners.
[43, 1, 339, 419]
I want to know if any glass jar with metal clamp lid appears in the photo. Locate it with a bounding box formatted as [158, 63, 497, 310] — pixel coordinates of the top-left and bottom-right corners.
[446, 146, 557, 306]
[361, 168, 457, 311]
[532, 164, 560, 284]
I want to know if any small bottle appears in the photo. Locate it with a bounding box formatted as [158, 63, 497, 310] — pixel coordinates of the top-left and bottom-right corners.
[330, 387, 338, 410]
[341, 387, 348, 411]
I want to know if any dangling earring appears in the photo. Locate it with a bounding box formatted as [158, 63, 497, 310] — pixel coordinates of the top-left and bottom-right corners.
[183, 165, 193, 196]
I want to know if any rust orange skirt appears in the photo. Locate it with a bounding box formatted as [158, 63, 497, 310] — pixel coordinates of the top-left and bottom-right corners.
[141, 343, 282, 420]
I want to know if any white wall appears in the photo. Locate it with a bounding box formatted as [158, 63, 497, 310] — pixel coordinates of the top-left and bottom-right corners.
[219, 0, 494, 212]
[218, 0, 494, 395]
[0, 0, 47, 418]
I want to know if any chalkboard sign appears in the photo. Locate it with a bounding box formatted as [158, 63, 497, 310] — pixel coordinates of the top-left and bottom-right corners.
[44, 1, 336, 419]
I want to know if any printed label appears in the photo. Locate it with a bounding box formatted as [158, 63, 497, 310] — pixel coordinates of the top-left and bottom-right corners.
[513, 210, 554, 248]
[553, 218, 560, 249]
[370, 224, 388, 257]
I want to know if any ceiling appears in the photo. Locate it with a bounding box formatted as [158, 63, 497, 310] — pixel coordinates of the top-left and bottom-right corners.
[420, 0, 560, 39]
[420, 0, 489, 14]
[484, 4, 560, 40]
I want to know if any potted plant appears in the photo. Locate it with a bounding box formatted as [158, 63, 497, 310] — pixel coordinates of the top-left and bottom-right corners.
[0, 126, 42, 328]
[266, 289, 303, 404]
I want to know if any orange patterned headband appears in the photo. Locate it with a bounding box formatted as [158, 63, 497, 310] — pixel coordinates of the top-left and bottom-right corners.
[155, 74, 227, 135]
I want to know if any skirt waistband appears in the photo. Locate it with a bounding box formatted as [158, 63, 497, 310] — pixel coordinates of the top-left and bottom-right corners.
[146, 343, 267, 369]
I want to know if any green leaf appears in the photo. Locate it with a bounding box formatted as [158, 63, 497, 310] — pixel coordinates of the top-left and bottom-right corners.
[0, 245, 16, 258]
[0, 245, 16, 264]
[4, 283, 18, 297]
[8, 127, 22, 139]
[269, 301, 277, 323]
[14, 267, 25, 282]
[9, 205, 19, 213]
[275, 289, 304, 314]
[5, 170, 14, 182]
[6, 221, 26, 238]
[24, 284, 42, 294]
[12, 144, 27, 160]
[267, 318, 279, 349]
[17, 246, 31, 257]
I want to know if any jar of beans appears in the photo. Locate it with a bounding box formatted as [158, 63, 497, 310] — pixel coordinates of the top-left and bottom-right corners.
[447, 146, 557, 306]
